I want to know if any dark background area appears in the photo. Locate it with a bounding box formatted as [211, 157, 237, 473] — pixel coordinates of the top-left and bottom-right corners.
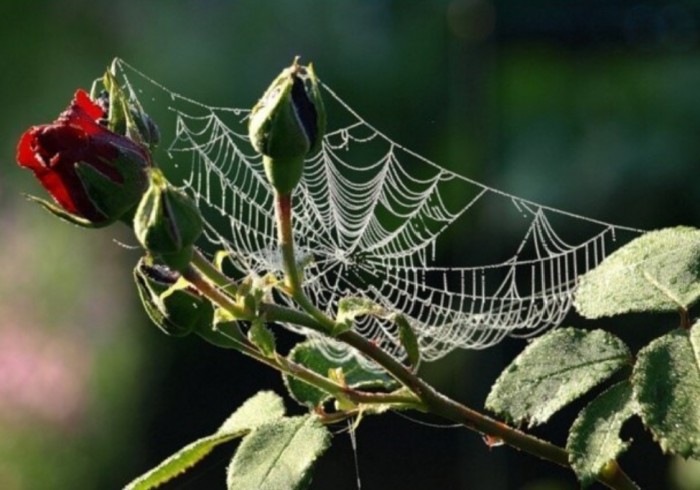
[2, 1, 700, 489]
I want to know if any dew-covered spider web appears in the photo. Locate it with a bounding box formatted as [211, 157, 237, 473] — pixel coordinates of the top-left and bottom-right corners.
[114, 59, 643, 367]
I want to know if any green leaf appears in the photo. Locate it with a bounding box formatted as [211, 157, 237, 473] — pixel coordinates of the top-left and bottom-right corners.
[227, 415, 330, 490]
[485, 327, 631, 427]
[394, 314, 420, 367]
[283, 341, 396, 407]
[567, 381, 638, 487]
[335, 297, 383, 335]
[216, 391, 286, 434]
[123, 391, 285, 490]
[632, 324, 700, 458]
[248, 319, 276, 357]
[574, 227, 700, 318]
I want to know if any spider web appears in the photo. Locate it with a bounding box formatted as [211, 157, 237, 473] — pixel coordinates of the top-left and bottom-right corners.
[114, 59, 642, 367]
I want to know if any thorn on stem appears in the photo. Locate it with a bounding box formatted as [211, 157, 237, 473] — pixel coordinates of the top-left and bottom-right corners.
[482, 434, 504, 449]
[680, 308, 691, 329]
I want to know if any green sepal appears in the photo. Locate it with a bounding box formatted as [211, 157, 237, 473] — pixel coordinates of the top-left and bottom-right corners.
[239, 272, 276, 314]
[334, 297, 384, 336]
[133, 256, 214, 337]
[248, 319, 276, 357]
[158, 247, 195, 273]
[243, 292, 258, 315]
[74, 151, 148, 224]
[103, 67, 129, 137]
[328, 368, 356, 411]
[215, 305, 250, 324]
[305, 63, 326, 155]
[195, 324, 241, 349]
[89, 76, 102, 101]
[23, 194, 103, 228]
[195, 308, 248, 349]
[25, 146, 149, 229]
[102, 59, 160, 149]
[393, 314, 421, 367]
[214, 250, 232, 271]
[74, 161, 121, 213]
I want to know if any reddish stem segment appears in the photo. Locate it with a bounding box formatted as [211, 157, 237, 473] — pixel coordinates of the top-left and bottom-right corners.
[188, 193, 641, 490]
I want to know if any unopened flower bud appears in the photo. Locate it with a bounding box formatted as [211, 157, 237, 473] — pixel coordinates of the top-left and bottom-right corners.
[134, 168, 203, 271]
[248, 57, 326, 195]
[133, 256, 214, 337]
[16, 89, 151, 228]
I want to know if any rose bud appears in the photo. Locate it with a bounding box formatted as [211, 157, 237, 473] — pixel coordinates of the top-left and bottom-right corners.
[134, 168, 203, 271]
[133, 256, 214, 337]
[16, 90, 151, 227]
[248, 57, 326, 195]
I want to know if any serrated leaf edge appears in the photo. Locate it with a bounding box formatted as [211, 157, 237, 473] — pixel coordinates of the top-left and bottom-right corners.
[485, 328, 631, 427]
[227, 415, 330, 490]
[567, 382, 638, 487]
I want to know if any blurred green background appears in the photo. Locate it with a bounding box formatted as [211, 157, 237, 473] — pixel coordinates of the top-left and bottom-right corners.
[3, 1, 700, 489]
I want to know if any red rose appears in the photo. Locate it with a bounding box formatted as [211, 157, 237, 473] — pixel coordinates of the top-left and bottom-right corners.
[17, 89, 151, 226]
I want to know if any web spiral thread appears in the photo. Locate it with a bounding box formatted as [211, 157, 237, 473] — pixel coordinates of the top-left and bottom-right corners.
[114, 59, 642, 368]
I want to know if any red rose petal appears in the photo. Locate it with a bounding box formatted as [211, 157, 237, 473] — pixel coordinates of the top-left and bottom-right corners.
[16, 127, 42, 171]
[32, 165, 79, 215]
[74, 89, 104, 121]
[59, 90, 106, 136]
[16, 88, 149, 225]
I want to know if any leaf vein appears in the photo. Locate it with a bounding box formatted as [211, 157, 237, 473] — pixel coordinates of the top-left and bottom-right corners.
[641, 269, 684, 308]
[259, 417, 312, 485]
[512, 354, 626, 392]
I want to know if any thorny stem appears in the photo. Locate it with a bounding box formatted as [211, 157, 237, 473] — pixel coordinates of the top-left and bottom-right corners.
[315, 408, 360, 425]
[191, 248, 238, 295]
[258, 302, 638, 490]
[182, 263, 248, 320]
[184, 261, 422, 410]
[269, 192, 639, 490]
[680, 307, 691, 329]
[188, 192, 640, 490]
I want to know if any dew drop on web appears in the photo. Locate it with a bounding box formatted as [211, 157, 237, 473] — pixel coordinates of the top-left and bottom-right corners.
[112, 58, 645, 368]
